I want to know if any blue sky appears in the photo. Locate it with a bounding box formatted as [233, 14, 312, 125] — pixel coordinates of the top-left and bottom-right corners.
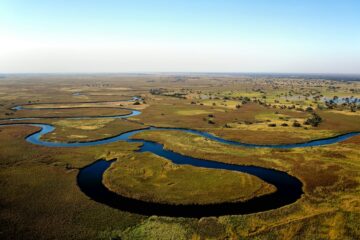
[1, 0, 360, 73]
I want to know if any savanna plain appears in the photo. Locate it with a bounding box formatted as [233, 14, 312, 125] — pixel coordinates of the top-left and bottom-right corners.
[0, 74, 359, 239]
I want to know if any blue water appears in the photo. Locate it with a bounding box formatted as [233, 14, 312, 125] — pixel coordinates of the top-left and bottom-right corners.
[20, 124, 360, 149]
[1, 97, 359, 217]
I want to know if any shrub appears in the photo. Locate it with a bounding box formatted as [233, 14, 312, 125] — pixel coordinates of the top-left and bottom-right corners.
[306, 107, 314, 112]
[293, 121, 301, 127]
[304, 112, 322, 127]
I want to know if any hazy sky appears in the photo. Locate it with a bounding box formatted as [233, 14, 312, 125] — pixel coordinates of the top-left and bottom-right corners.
[1, 0, 360, 73]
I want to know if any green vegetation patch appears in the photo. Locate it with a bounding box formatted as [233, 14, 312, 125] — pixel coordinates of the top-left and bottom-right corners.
[40, 118, 147, 142]
[176, 109, 211, 116]
[103, 152, 276, 205]
[55, 118, 115, 130]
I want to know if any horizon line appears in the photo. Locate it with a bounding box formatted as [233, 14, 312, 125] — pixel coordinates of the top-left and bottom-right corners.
[1, 71, 360, 76]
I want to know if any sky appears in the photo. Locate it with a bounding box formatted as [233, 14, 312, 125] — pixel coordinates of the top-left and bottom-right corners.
[1, 0, 360, 74]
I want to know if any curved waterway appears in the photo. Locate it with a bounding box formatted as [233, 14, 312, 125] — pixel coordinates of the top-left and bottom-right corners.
[1, 98, 359, 217]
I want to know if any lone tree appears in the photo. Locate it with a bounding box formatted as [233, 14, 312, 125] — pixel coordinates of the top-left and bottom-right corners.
[304, 112, 322, 127]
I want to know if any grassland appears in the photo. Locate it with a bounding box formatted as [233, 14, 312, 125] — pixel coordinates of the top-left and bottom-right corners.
[137, 96, 360, 144]
[0, 75, 359, 239]
[130, 130, 360, 239]
[43, 118, 147, 142]
[0, 125, 146, 240]
[103, 152, 275, 205]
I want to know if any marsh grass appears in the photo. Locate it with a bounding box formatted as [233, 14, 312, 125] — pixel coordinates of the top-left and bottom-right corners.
[103, 152, 275, 205]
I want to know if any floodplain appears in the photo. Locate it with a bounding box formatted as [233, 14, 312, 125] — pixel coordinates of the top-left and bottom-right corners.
[0, 74, 359, 239]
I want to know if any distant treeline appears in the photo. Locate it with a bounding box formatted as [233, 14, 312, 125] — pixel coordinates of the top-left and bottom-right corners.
[233, 73, 360, 81]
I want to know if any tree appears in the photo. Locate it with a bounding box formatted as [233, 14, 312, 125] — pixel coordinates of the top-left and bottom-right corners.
[304, 112, 322, 127]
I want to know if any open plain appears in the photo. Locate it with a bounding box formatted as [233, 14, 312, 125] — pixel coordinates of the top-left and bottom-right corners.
[0, 74, 359, 239]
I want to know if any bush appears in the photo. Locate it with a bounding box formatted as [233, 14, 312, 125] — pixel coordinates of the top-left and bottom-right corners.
[304, 113, 322, 127]
[293, 121, 301, 127]
[306, 107, 314, 112]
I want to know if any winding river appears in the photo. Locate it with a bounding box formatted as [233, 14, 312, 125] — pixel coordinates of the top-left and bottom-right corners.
[1, 97, 359, 217]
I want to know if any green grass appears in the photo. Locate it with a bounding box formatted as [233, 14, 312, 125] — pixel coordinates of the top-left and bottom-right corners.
[103, 152, 275, 205]
[42, 118, 147, 142]
[0, 125, 146, 240]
